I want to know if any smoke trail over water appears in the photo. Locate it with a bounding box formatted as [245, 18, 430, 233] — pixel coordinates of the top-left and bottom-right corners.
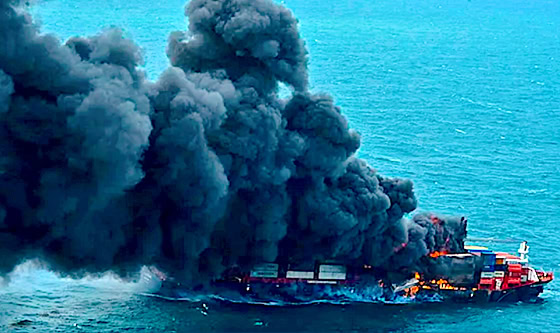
[0, 0, 466, 284]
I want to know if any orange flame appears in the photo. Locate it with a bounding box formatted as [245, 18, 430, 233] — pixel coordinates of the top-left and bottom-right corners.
[430, 215, 441, 224]
[405, 272, 474, 298]
[428, 250, 448, 258]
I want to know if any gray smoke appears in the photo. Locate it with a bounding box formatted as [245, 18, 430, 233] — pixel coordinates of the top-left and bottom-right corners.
[0, 0, 466, 283]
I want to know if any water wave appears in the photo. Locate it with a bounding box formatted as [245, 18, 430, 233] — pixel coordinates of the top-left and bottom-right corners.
[140, 285, 444, 307]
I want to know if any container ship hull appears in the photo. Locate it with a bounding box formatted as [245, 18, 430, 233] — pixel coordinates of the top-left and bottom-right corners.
[154, 241, 553, 304]
[412, 282, 547, 303]
[208, 277, 550, 304]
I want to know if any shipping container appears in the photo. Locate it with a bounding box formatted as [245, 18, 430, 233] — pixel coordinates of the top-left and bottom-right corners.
[482, 265, 495, 272]
[250, 263, 279, 278]
[505, 259, 521, 264]
[465, 245, 489, 251]
[435, 255, 479, 287]
[508, 264, 522, 273]
[481, 272, 494, 278]
[318, 265, 346, 280]
[319, 264, 346, 273]
[482, 254, 497, 265]
[508, 277, 521, 285]
[479, 278, 493, 285]
[253, 263, 279, 271]
[286, 271, 314, 279]
[318, 272, 347, 280]
[494, 271, 505, 278]
[467, 249, 492, 254]
[250, 270, 279, 278]
[287, 263, 314, 271]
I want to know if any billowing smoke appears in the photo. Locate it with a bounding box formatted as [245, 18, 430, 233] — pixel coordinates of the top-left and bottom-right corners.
[0, 0, 466, 283]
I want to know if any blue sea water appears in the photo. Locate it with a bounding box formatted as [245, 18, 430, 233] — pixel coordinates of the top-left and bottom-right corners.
[2, 0, 560, 331]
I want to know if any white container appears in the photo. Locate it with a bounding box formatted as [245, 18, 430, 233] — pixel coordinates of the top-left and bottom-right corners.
[318, 265, 346, 273]
[307, 280, 337, 284]
[286, 271, 315, 279]
[481, 272, 494, 278]
[253, 263, 279, 271]
[250, 270, 278, 278]
[318, 272, 347, 280]
[250, 263, 279, 278]
[317, 265, 346, 280]
[494, 271, 505, 278]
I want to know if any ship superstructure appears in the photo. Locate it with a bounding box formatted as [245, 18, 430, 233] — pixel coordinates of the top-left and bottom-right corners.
[404, 241, 554, 302]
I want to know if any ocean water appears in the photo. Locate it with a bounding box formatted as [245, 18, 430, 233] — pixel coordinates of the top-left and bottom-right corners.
[2, 0, 560, 331]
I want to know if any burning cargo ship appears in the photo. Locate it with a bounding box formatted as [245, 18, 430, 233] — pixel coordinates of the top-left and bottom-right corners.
[207, 241, 553, 303]
[152, 215, 553, 304]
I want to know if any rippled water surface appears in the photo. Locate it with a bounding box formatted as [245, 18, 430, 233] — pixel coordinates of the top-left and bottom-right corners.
[3, 0, 560, 331]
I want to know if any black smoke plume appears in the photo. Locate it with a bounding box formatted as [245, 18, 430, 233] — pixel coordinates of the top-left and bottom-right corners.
[0, 0, 466, 283]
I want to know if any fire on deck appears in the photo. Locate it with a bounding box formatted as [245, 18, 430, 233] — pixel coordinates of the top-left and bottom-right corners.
[402, 242, 554, 302]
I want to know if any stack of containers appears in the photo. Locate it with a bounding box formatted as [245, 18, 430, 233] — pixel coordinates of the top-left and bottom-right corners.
[494, 256, 507, 290]
[520, 267, 530, 284]
[480, 252, 497, 288]
[482, 252, 496, 271]
[317, 264, 347, 280]
[507, 263, 523, 287]
[465, 247, 495, 289]
[250, 263, 279, 278]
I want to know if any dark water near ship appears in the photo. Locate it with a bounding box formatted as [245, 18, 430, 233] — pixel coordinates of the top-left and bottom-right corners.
[2, 0, 560, 331]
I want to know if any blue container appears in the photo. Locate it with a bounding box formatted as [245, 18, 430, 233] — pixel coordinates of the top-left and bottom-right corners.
[482, 254, 497, 265]
[469, 249, 493, 254]
[482, 265, 495, 272]
[494, 264, 507, 271]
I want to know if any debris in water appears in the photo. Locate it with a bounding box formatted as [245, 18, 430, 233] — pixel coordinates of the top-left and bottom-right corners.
[199, 303, 209, 316]
[11, 319, 33, 327]
[254, 319, 268, 327]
